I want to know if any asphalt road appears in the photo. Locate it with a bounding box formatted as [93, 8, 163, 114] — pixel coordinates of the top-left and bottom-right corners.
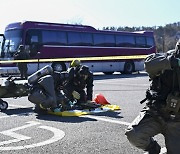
[0, 72, 166, 154]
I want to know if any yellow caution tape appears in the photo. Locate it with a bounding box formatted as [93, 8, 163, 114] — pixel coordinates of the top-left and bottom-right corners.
[0, 55, 147, 64]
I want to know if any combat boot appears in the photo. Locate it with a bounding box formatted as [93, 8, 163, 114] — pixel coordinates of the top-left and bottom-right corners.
[145, 140, 161, 154]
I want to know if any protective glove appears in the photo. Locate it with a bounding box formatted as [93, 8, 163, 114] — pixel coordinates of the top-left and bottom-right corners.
[72, 91, 80, 100]
[86, 100, 92, 103]
[52, 107, 62, 113]
[178, 58, 180, 66]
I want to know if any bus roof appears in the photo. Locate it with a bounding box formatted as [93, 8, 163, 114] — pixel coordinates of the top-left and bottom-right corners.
[5, 21, 97, 32]
[5, 21, 154, 36]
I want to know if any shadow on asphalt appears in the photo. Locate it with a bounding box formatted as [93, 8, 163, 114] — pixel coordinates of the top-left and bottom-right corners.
[1, 106, 123, 123]
[35, 111, 123, 123]
[2, 107, 33, 116]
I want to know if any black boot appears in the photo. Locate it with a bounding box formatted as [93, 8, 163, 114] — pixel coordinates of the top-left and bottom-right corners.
[145, 140, 161, 154]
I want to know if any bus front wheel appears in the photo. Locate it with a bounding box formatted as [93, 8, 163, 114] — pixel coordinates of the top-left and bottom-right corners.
[0, 100, 8, 111]
[121, 61, 134, 74]
[51, 62, 66, 72]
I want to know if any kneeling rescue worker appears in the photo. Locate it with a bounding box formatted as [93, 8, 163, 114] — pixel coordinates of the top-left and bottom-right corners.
[125, 40, 180, 154]
[63, 59, 94, 108]
[28, 65, 73, 113]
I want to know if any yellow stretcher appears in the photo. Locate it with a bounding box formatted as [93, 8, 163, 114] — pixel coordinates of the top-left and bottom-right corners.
[47, 104, 120, 117]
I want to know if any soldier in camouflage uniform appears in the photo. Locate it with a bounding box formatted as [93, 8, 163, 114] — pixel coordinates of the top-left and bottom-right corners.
[14, 45, 30, 79]
[125, 40, 180, 154]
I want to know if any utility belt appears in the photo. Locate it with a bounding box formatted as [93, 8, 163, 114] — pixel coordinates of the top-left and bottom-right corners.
[141, 90, 180, 120]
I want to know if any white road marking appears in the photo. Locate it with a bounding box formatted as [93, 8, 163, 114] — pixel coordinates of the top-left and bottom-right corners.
[95, 80, 149, 87]
[0, 104, 167, 153]
[0, 112, 32, 119]
[0, 121, 40, 146]
[2, 104, 131, 126]
[0, 121, 65, 150]
[8, 104, 31, 108]
[83, 115, 130, 126]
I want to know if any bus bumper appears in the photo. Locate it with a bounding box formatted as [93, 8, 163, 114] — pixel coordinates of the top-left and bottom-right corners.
[0, 67, 20, 76]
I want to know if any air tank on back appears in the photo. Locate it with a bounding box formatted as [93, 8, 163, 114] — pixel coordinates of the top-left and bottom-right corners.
[28, 65, 53, 84]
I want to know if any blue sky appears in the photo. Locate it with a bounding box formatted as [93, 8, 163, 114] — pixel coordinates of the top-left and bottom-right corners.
[0, 0, 179, 33]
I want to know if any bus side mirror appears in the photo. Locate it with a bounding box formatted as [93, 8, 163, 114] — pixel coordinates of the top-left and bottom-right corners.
[29, 43, 42, 57]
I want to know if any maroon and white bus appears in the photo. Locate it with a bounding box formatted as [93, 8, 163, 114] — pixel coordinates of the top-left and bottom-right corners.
[0, 21, 156, 75]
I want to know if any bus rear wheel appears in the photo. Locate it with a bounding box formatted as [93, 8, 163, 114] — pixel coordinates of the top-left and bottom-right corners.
[51, 62, 66, 72]
[121, 61, 134, 74]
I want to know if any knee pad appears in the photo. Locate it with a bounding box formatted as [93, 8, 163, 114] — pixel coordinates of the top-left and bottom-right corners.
[28, 89, 47, 104]
[42, 96, 54, 108]
[125, 128, 138, 145]
[125, 128, 150, 150]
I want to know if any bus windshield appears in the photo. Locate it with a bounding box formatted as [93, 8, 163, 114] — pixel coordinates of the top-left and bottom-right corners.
[3, 29, 22, 58]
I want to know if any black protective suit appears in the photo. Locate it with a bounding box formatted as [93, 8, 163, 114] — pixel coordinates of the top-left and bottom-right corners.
[125, 50, 180, 154]
[28, 69, 71, 111]
[63, 65, 94, 105]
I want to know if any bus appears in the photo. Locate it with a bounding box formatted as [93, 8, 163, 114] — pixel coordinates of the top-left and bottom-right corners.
[0, 21, 156, 75]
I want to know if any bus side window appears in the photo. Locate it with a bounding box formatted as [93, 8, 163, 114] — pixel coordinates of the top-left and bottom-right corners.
[135, 36, 146, 48]
[93, 34, 115, 47]
[146, 37, 154, 48]
[31, 36, 38, 43]
[116, 35, 135, 47]
[68, 32, 93, 46]
[25, 29, 41, 45]
[25, 29, 42, 57]
[80, 33, 93, 46]
[42, 30, 67, 45]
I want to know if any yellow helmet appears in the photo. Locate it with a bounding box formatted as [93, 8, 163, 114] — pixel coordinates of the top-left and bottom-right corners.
[70, 59, 81, 67]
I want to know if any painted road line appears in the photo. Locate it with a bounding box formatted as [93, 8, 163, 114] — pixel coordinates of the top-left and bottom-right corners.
[0, 104, 167, 153]
[0, 121, 40, 146]
[0, 121, 65, 150]
[82, 115, 130, 126]
[0, 112, 32, 119]
[95, 80, 149, 87]
[84, 115, 167, 154]
[2, 104, 130, 126]
[9, 104, 33, 109]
